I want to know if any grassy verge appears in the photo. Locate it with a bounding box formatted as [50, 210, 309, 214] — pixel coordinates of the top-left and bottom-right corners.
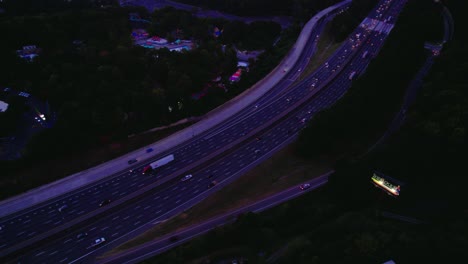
[295, 23, 342, 84]
[102, 145, 332, 257]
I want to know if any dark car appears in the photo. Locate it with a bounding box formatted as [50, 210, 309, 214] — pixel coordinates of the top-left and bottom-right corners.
[208, 181, 217, 188]
[99, 199, 111, 207]
[168, 236, 179, 243]
[128, 159, 137, 165]
[76, 232, 88, 239]
[146, 148, 153, 153]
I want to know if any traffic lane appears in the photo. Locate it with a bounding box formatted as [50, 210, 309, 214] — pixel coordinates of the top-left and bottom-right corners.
[0, 6, 349, 243]
[4, 19, 348, 258]
[21, 79, 348, 264]
[23, 38, 388, 262]
[203, 16, 330, 138]
[88, 0, 410, 260]
[98, 174, 330, 264]
[0, 0, 402, 254]
[18, 60, 378, 263]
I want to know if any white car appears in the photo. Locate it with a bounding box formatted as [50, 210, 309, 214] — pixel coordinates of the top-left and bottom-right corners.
[300, 183, 311, 190]
[58, 205, 68, 213]
[181, 174, 193, 182]
[91, 237, 106, 247]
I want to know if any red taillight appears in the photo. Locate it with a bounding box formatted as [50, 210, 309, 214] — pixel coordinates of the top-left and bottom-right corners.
[142, 166, 150, 174]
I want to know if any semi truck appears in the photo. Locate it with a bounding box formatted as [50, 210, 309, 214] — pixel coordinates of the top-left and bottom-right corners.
[142, 154, 174, 174]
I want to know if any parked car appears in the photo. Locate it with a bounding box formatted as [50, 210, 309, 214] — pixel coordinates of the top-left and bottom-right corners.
[181, 174, 193, 182]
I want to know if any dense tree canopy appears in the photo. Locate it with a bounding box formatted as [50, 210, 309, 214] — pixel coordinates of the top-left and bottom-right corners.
[176, 0, 342, 19]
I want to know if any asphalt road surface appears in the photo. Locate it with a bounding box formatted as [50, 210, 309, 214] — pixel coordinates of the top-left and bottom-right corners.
[0, 0, 407, 262]
[0, 9, 334, 258]
[97, 173, 331, 264]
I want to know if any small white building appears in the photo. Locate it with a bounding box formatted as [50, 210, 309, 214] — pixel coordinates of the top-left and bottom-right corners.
[0, 100, 8, 112]
[237, 61, 249, 68]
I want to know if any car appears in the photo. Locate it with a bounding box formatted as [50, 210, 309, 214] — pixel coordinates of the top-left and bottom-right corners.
[208, 181, 217, 188]
[76, 232, 88, 239]
[99, 199, 111, 207]
[91, 237, 106, 247]
[128, 159, 137, 165]
[58, 205, 68, 213]
[146, 148, 153, 153]
[254, 149, 261, 155]
[181, 174, 193, 182]
[300, 183, 311, 190]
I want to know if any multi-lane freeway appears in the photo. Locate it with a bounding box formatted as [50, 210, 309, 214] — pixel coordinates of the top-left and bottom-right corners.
[0, 0, 407, 262]
[0, 7, 337, 258]
[98, 173, 332, 264]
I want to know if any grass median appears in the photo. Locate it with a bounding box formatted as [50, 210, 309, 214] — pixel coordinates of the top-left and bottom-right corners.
[101, 145, 332, 258]
[295, 22, 342, 85]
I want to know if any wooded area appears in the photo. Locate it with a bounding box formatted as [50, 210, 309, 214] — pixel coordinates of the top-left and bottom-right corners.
[0, 2, 295, 197]
[176, 0, 341, 19]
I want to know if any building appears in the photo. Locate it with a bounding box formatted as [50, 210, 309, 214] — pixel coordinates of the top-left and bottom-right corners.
[16, 45, 40, 61]
[237, 61, 249, 68]
[213, 27, 223, 38]
[146, 36, 168, 45]
[229, 69, 242, 82]
[0, 100, 8, 112]
[131, 29, 149, 40]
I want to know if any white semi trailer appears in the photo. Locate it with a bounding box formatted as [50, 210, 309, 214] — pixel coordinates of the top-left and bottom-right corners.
[142, 154, 174, 174]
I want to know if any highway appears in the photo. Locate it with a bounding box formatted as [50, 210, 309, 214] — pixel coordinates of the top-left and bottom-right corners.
[0, 0, 407, 262]
[0, 4, 344, 261]
[97, 173, 332, 264]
